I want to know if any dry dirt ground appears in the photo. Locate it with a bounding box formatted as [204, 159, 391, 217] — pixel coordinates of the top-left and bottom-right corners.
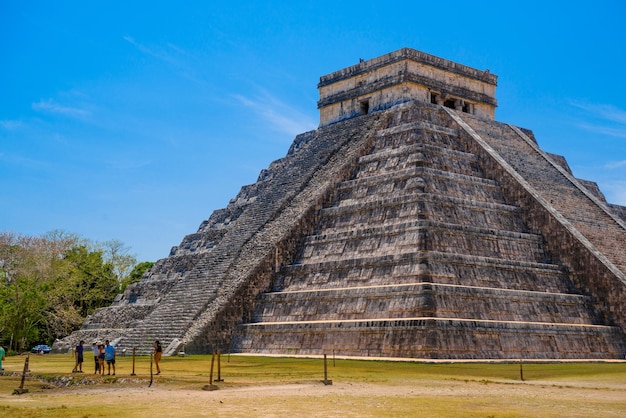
[2, 375, 626, 417]
[2, 355, 626, 417]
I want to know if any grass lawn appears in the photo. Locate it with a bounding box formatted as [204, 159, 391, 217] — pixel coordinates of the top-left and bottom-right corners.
[1, 353, 625, 417]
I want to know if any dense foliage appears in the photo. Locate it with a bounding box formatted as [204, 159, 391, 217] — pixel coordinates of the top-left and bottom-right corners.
[0, 230, 150, 352]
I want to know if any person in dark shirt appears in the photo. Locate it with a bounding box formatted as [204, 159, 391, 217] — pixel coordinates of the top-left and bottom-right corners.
[74, 340, 84, 373]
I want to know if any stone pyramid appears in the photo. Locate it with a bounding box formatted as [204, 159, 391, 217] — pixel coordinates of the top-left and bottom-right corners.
[57, 48, 626, 359]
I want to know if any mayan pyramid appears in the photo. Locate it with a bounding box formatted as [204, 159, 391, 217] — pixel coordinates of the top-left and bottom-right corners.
[56, 48, 626, 359]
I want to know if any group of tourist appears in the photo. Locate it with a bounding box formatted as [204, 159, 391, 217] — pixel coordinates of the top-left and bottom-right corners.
[73, 339, 162, 375]
[73, 340, 116, 375]
[0, 340, 162, 376]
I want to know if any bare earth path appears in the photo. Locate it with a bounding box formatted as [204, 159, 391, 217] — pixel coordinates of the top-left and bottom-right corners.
[1, 355, 625, 417]
[3, 376, 626, 417]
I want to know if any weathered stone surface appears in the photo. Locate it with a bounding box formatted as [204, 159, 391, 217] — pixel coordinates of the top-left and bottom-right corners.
[318, 48, 497, 125]
[56, 48, 626, 359]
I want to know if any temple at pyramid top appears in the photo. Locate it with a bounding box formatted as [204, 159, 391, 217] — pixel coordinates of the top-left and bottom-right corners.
[317, 47, 498, 126]
[54, 47, 626, 360]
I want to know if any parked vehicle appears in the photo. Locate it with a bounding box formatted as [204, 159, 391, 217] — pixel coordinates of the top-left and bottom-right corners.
[31, 344, 52, 354]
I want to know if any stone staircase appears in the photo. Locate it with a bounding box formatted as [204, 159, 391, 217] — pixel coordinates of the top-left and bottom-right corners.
[55, 114, 385, 355]
[457, 113, 626, 274]
[55, 100, 626, 359]
[233, 104, 626, 359]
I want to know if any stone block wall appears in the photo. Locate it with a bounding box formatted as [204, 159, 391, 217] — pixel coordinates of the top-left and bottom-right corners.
[236, 319, 624, 359]
[452, 110, 626, 333]
[56, 47, 626, 359]
[233, 102, 626, 359]
[318, 48, 497, 126]
[181, 114, 386, 353]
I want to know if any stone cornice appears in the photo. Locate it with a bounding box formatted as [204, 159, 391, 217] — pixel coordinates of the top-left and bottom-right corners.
[317, 71, 498, 108]
[318, 47, 497, 88]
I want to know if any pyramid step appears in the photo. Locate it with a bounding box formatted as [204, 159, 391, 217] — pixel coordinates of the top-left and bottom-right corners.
[236, 317, 626, 359]
[253, 282, 602, 325]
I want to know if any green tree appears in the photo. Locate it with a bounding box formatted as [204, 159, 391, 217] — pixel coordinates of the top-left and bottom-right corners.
[62, 245, 118, 317]
[0, 231, 143, 350]
[100, 239, 137, 291]
[122, 260, 154, 292]
[0, 231, 67, 351]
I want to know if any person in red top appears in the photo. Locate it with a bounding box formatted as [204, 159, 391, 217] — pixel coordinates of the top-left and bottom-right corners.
[97, 342, 105, 375]
[91, 341, 99, 374]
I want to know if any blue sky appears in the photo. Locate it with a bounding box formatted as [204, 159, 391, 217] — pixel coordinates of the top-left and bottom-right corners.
[2, 1, 625, 262]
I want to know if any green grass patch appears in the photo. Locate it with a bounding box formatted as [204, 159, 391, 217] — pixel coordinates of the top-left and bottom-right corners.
[1, 354, 625, 417]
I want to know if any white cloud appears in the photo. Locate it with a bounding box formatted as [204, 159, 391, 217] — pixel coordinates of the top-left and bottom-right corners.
[0, 152, 49, 169]
[233, 89, 316, 137]
[570, 102, 626, 125]
[123, 36, 208, 86]
[123, 36, 180, 66]
[603, 180, 626, 206]
[32, 99, 90, 119]
[605, 160, 626, 169]
[576, 123, 626, 139]
[570, 101, 626, 139]
[0, 120, 23, 130]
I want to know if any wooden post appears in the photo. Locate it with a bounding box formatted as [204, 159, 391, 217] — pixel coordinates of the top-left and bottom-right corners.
[209, 351, 215, 385]
[130, 347, 137, 376]
[519, 358, 524, 382]
[215, 349, 224, 382]
[13, 354, 30, 394]
[323, 354, 332, 385]
[19, 354, 29, 388]
[148, 353, 153, 387]
[72, 348, 78, 373]
[203, 351, 218, 391]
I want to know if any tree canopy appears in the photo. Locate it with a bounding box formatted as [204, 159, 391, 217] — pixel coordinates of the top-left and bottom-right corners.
[0, 230, 149, 352]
